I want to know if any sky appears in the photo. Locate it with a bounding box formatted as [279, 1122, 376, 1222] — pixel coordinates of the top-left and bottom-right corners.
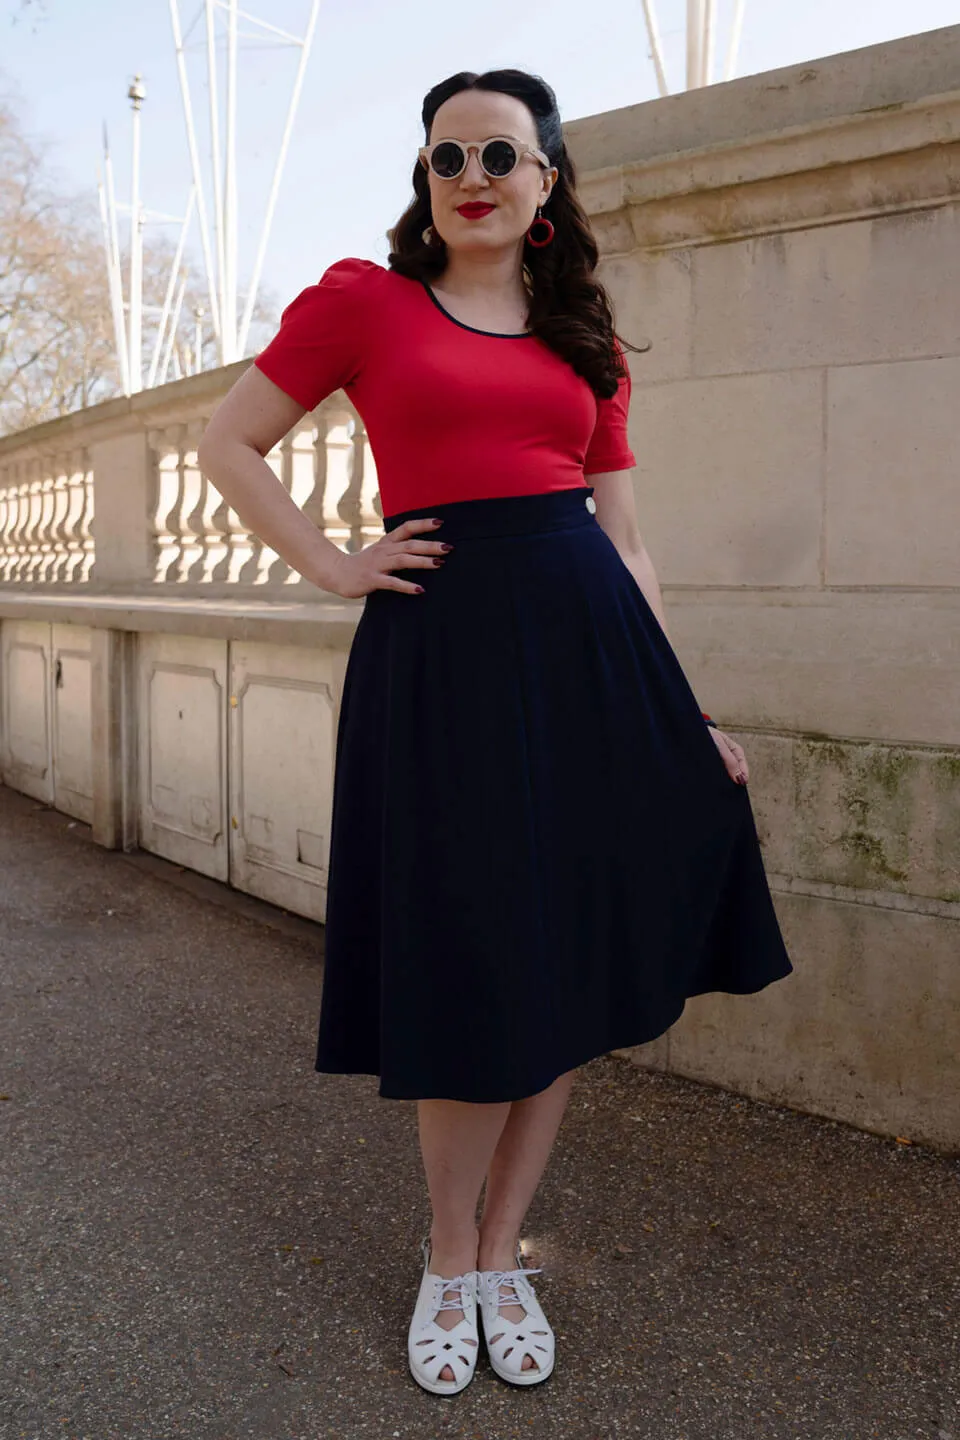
[2, 0, 958, 332]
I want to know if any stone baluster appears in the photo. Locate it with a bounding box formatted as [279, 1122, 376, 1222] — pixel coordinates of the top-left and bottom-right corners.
[0, 476, 10, 581]
[19, 466, 41, 581]
[8, 469, 29, 583]
[76, 459, 95, 583]
[0, 467, 20, 581]
[47, 457, 71, 583]
[317, 403, 357, 551]
[182, 417, 224, 585]
[20, 466, 41, 580]
[170, 422, 204, 584]
[0, 464, 25, 581]
[53, 449, 94, 584]
[149, 424, 186, 585]
[27, 472, 54, 582]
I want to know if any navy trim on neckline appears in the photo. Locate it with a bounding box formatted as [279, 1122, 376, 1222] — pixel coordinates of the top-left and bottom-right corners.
[419, 278, 535, 338]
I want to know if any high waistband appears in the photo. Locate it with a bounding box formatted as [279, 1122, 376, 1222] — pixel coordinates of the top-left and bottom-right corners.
[382, 485, 597, 541]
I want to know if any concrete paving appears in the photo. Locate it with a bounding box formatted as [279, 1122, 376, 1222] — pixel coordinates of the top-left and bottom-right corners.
[1, 783, 957, 1440]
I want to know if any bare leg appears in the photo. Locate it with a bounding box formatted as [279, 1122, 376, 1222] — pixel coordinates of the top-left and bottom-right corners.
[477, 1068, 577, 1371]
[417, 1097, 512, 1381]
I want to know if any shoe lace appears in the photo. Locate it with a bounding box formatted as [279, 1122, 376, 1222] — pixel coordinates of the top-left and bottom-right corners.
[483, 1266, 543, 1307]
[434, 1273, 472, 1311]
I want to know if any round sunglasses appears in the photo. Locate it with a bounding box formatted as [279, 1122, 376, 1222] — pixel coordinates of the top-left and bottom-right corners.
[418, 135, 552, 181]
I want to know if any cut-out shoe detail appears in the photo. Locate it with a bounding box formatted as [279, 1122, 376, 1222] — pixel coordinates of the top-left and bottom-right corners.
[478, 1242, 555, 1386]
[407, 1235, 480, 1395]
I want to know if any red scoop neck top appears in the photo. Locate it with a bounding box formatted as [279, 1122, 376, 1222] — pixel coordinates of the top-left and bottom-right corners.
[253, 256, 636, 517]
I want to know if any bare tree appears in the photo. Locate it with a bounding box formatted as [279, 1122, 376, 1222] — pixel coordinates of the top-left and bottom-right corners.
[0, 85, 279, 437]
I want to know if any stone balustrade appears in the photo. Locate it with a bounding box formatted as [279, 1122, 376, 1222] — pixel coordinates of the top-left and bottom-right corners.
[0, 447, 94, 585]
[0, 373, 383, 595]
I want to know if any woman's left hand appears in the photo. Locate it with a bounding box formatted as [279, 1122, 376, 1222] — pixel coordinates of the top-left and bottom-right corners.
[709, 727, 749, 785]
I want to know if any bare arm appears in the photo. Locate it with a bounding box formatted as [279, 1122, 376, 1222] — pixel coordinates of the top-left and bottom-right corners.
[196, 365, 346, 590]
[591, 468, 749, 784]
[196, 365, 448, 597]
[589, 468, 671, 641]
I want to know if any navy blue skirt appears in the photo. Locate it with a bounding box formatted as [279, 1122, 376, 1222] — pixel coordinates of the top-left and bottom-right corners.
[315, 485, 793, 1102]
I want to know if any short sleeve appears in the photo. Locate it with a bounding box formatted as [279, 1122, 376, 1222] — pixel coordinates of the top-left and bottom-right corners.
[252, 256, 379, 411]
[583, 342, 636, 476]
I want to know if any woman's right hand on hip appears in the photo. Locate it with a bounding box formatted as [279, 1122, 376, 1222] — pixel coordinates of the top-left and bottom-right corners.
[325, 516, 453, 598]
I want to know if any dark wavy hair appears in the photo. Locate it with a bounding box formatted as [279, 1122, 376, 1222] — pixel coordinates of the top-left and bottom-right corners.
[386, 68, 650, 400]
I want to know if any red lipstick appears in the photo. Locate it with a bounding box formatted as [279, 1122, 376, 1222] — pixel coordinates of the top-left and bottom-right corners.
[456, 203, 495, 218]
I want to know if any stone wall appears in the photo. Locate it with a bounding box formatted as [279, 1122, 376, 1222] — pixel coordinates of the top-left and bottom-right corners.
[564, 23, 960, 1152]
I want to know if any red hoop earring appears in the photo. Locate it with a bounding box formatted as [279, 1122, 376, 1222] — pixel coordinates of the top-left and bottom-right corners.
[526, 206, 554, 247]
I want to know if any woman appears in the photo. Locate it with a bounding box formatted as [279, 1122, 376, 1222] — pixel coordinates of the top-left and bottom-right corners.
[197, 67, 793, 1395]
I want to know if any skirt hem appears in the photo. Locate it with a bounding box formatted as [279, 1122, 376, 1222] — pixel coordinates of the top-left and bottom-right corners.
[314, 966, 793, 1103]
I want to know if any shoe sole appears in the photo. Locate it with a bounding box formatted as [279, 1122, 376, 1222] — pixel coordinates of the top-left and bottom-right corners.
[487, 1350, 556, 1386]
[481, 1309, 555, 1388]
[409, 1364, 478, 1396]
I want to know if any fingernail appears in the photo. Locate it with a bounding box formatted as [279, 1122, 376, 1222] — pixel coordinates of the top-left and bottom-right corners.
[415, 585, 425, 593]
[439, 543, 454, 552]
[432, 518, 444, 526]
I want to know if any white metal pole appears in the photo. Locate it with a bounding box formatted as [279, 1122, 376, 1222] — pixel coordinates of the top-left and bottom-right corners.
[160, 272, 188, 385]
[205, 0, 226, 343]
[702, 0, 716, 86]
[724, 0, 747, 80]
[223, 0, 238, 362]
[639, 0, 671, 98]
[169, 0, 223, 349]
[238, 0, 322, 354]
[128, 74, 145, 393]
[101, 127, 131, 393]
[148, 185, 197, 388]
[686, 0, 704, 90]
[97, 162, 131, 395]
[194, 306, 205, 373]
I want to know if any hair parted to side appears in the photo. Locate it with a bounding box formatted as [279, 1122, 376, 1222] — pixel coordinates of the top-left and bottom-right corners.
[386, 67, 650, 400]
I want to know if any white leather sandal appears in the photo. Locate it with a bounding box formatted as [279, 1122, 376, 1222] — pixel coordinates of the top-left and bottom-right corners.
[478, 1241, 556, 1386]
[407, 1236, 480, 1395]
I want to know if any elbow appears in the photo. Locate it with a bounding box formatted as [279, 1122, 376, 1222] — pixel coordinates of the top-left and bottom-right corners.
[196, 427, 226, 481]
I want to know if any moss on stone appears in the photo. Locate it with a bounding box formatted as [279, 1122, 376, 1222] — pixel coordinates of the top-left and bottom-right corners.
[837, 829, 909, 883]
[864, 747, 914, 796]
[933, 753, 960, 783]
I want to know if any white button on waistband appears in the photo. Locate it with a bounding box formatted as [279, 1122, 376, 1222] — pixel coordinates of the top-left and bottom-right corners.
[585, 495, 597, 513]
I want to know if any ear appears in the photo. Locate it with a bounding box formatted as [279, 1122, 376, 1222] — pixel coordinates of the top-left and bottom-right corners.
[540, 166, 559, 204]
